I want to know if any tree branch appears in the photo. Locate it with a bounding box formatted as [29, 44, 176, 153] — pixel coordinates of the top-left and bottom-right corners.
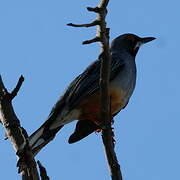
[67, 20, 100, 27]
[82, 37, 101, 45]
[87, 7, 103, 13]
[0, 76, 39, 180]
[67, 0, 123, 179]
[96, 1, 123, 179]
[10, 75, 24, 100]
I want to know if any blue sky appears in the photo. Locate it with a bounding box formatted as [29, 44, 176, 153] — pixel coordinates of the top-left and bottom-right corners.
[0, 0, 179, 179]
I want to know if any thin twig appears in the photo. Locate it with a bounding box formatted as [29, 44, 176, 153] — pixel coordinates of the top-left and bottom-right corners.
[10, 75, 24, 100]
[67, 20, 99, 28]
[82, 37, 100, 45]
[87, 7, 102, 13]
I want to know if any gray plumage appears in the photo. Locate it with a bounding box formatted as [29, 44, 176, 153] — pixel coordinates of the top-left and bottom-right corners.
[28, 33, 155, 156]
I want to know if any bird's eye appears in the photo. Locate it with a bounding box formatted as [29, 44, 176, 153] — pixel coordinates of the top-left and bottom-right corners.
[127, 34, 135, 41]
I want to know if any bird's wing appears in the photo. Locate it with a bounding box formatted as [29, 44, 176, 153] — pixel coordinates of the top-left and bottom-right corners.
[66, 53, 125, 109]
[48, 53, 125, 119]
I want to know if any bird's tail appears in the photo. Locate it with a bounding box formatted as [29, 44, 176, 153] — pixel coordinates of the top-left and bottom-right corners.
[28, 121, 63, 156]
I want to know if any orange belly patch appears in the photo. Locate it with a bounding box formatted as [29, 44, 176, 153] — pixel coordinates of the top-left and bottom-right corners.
[110, 88, 126, 114]
[77, 88, 126, 125]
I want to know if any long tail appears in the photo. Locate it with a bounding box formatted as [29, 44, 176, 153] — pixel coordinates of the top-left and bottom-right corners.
[29, 121, 63, 156]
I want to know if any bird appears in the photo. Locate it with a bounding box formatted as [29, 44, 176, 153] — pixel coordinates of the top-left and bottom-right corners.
[29, 33, 155, 156]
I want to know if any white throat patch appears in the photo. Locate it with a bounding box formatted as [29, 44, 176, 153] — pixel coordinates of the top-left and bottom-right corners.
[134, 41, 143, 49]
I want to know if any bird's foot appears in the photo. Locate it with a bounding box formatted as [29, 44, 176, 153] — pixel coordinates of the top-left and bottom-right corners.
[95, 129, 102, 133]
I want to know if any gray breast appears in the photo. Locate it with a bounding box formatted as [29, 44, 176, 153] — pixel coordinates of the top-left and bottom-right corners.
[110, 52, 137, 104]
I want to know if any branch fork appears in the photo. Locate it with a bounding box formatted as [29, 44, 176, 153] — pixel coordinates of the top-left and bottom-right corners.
[0, 76, 40, 180]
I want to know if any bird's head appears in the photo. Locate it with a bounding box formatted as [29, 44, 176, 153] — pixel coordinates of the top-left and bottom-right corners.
[111, 33, 156, 57]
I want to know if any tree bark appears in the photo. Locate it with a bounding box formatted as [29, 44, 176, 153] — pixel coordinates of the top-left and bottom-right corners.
[68, 0, 123, 179]
[0, 76, 40, 180]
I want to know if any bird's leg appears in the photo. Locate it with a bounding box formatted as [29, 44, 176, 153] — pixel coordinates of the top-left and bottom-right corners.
[95, 118, 116, 145]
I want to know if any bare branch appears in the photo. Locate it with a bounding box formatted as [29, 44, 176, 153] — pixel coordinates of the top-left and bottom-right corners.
[10, 75, 24, 100]
[92, 0, 124, 179]
[102, 127, 123, 180]
[87, 7, 102, 13]
[67, 0, 123, 179]
[67, 20, 99, 28]
[0, 76, 39, 180]
[82, 37, 100, 45]
[37, 161, 50, 180]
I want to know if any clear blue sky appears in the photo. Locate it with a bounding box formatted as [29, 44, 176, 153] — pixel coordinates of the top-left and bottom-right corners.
[0, 0, 179, 179]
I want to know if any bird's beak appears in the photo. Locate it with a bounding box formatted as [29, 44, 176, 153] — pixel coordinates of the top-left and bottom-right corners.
[140, 37, 156, 44]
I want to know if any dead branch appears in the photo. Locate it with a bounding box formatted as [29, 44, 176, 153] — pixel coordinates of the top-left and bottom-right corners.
[0, 76, 39, 180]
[82, 37, 101, 45]
[68, 0, 123, 179]
[67, 20, 100, 27]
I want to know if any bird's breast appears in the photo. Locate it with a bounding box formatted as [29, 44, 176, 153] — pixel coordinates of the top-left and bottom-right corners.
[109, 87, 127, 114]
[110, 62, 136, 113]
